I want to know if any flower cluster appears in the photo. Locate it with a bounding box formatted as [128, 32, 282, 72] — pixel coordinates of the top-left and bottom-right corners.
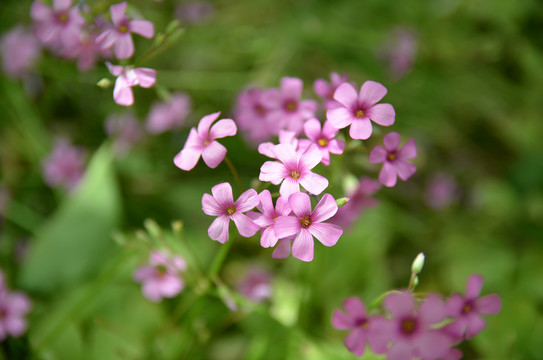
[332, 275, 501, 359]
[0, 270, 32, 341]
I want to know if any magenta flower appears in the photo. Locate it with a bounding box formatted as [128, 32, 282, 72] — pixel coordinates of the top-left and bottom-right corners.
[263, 77, 318, 134]
[105, 111, 143, 155]
[330, 177, 380, 228]
[332, 297, 380, 357]
[313, 72, 348, 110]
[327, 81, 395, 140]
[42, 138, 85, 191]
[173, 112, 237, 171]
[274, 192, 342, 262]
[0, 290, 31, 341]
[425, 173, 459, 210]
[259, 143, 328, 198]
[443, 275, 502, 341]
[247, 190, 292, 248]
[298, 118, 345, 166]
[237, 267, 273, 303]
[30, 0, 85, 49]
[369, 132, 417, 187]
[201, 182, 260, 243]
[146, 92, 192, 134]
[378, 27, 418, 80]
[257, 130, 299, 160]
[234, 88, 275, 144]
[62, 30, 111, 72]
[96, 2, 154, 59]
[370, 292, 453, 360]
[106, 62, 156, 106]
[0, 26, 41, 78]
[133, 250, 187, 302]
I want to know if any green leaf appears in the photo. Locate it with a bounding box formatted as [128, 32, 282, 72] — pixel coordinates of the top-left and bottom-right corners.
[19, 144, 121, 292]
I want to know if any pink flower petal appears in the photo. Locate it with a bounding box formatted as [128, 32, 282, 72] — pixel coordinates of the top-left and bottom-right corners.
[379, 161, 398, 187]
[211, 182, 233, 207]
[299, 100, 318, 118]
[344, 297, 367, 318]
[465, 313, 486, 338]
[257, 190, 274, 215]
[110, 2, 127, 27]
[311, 193, 338, 222]
[276, 196, 292, 215]
[369, 145, 387, 163]
[476, 294, 502, 314]
[279, 178, 301, 198]
[260, 227, 278, 248]
[387, 340, 413, 360]
[466, 274, 484, 299]
[53, 0, 72, 12]
[384, 292, 415, 318]
[299, 143, 323, 170]
[114, 33, 134, 59]
[418, 294, 446, 327]
[383, 132, 401, 151]
[259, 161, 286, 185]
[197, 111, 220, 136]
[7, 293, 31, 314]
[345, 328, 367, 356]
[368, 317, 394, 354]
[398, 139, 417, 160]
[445, 294, 464, 317]
[281, 77, 303, 99]
[272, 143, 297, 165]
[130, 20, 154, 38]
[106, 61, 124, 76]
[322, 120, 339, 138]
[298, 172, 328, 195]
[396, 160, 417, 181]
[443, 318, 467, 341]
[258, 142, 276, 159]
[272, 238, 292, 258]
[210, 119, 237, 139]
[310, 223, 342, 246]
[368, 103, 395, 126]
[332, 310, 354, 330]
[174, 147, 201, 171]
[30, 1, 52, 22]
[333, 82, 358, 108]
[5, 317, 27, 337]
[359, 80, 387, 107]
[303, 118, 322, 140]
[202, 193, 223, 216]
[326, 107, 353, 129]
[113, 76, 134, 106]
[288, 192, 312, 217]
[313, 78, 329, 98]
[415, 330, 452, 360]
[208, 215, 230, 243]
[132, 68, 156, 87]
[349, 118, 373, 140]
[235, 188, 259, 212]
[231, 213, 259, 237]
[142, 281, 162, 302]
[274, 216, 300, 238]
[328, 139, 345, 155]
[202, 141, 227, 168]
[292, 229, 314, 262]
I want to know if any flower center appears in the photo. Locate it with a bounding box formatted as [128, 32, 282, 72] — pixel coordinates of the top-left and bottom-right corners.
[290, 170, 300, 179]
[461, 302, 472, 314]
[318, 138, 328, 147]
[203, 139, 211, 146]
[57, 12, 69, 23]
[387, 152, 396, 161]
[400, 318, 417, 335]
[355, 109, 365, 118]
[119, 25, 129, 33]
[255, 104, 267, 116]
[0, 307, 7, 320]
[154, 265, 169, 279]
[284, 100, 297, 112]
[226, 206, 236, 215]
[354, 318, 369, 330]
[300, 216, 311, 228]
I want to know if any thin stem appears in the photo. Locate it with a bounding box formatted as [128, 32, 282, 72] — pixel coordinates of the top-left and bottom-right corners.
[223, 156, 243, 193]
[207, 240, 233, 279]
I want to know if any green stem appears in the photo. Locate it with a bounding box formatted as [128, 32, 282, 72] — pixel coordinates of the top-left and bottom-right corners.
[223, 156, 244, 193]
[207, 240, 233, 279]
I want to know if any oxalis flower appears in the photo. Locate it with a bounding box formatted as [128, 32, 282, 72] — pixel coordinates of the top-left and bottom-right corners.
[369, 132, 417, 187]
[327, 81, 395, 140]
[259, 143, 328, 198]
[297, 118, 345, 166]
[246, 190, 292, 248]
[202, 182, 260, 243]
[274, 192, 343, 262]
[174, 112, 237, 171]
[106, 62, 156, 106]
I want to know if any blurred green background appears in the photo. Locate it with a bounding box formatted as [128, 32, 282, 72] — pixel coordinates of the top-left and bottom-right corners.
[1, 0, 543, 359]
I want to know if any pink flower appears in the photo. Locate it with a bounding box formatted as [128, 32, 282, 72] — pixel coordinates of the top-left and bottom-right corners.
[42, 138, 85, 191]
[105, 111, 143, 155]
[133, 250, 187, 302]
[263, 77, 318, 134]
[0, 26, 41, 78]
[61, 30, 111, 72]
[237, 267, 273, 303]
[173, 112, 237, 171]
[313, 72, 348, 110]
[30, 0, 85, 49]
[246, 190, 292, 248]
[274, 192, 343, 262]
[271, 237, 294, 259]
[146, 92, 192, 134]
[378, 27, 418, 80]
[332, 297, 380, 357]
[330, 177, 380, 228]
[425, 173, 459, 210]
[443, 275, 502, 341]
[234, 88, 275, 144]
[369, 132, 417, 187]
[298, 118, 345, 166]
[0, 290, 31, 341]
[257, 130, 299, 160]
[106, 62, 156, 106]
[96, 2, 154, 59]
[327, 81, 395, 140]
[259, 143, 328, 198]
[175, 1, 215, 24]
[371, 292, 453, 360]
[201, 182, 260, 243]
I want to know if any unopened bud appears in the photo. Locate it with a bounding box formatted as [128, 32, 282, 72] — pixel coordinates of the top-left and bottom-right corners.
[165, 19, 181, 34]
[97, 78, 113, 88]
[154, 33, 165, 46]
[336, 197, 349, 208]
[411, 252, 425, 274]
[144, 218, 162, 239]
[413, 276, 419, 288]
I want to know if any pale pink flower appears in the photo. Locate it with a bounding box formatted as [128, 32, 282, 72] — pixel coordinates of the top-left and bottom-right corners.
[237, 267, 272, 303]
[313, 72, 348, 110]
[96, 2, 154, 59]
[30, 0, 85, 50]
[133, 250, 187, 302]
[263, 77, 318, 134]
[330, 177, 380, 228]
[106, 62, 156, 106]
[259, 143, 328, 198]
[246, 190, 292, 248]
[327, 81, 395, 140]
[298, 118, 345, 166]
[369, 132, 417, 187]
[0, 274, 31, 342]
[61, 30, 111, 71]
[105, 111, 143, 155]
[42, 138, 85, 191]
[271, 237, 294, 259]
[274, 192, 342, 262]
[257, 130, 299, 160]
[201, 182, 260, 243]
[443, 275, 502, 341]
[332, 297, 380, 357]
[370, 292, 453, 360]
[378, 27, 418, 80]
[0, 26, 41, 78]
[175, 1, 215, 24]
[234, 88, 275, 144]
[173, 112, 237, 171]
[146, 92, 192, 134]
[425, 173, 459, 210]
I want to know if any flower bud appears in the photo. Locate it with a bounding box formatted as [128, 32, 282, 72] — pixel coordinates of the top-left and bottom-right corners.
[97, 78, 113, 88]
[336, 197, 350, 208]
[411, 252, 425, 274]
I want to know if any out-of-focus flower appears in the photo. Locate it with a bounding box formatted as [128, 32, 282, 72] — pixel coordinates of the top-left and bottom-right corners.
[234, 88, 274, 144]
[42, 138, 85, 191]
[425, 173, 459, 210]
[378, 27, 418, 80]
[201, 182, 260, 244]
[175, 1, 215, 24]
[0, 26, 41, 78]
[259, 143, 328, 198]
[258, 130, 299, 160]
[133, 250, 187, 302]
[247, 190, 292, 248]
[369, 132, 417, 187]
[30, 0, 85, 50]
[313, 72, 348, 110]
[146, 92, 192, 134]
[275, 192, 342, 262]
[106, 62, 156, 106]
[173, 112, 236, 171]
[330, 177, 380, 228]
[237, 267, 273, 303]
[0, 270, 32, 341]
[332, 297, 380, 357]
[105, 111, 143, 155]
[96, 2, 154, 59]
[263, 77, 317, 134]
[327, 81, 395, 140]
[62, 30, 111, 72]
[371, 292, 453, 360]
[298, 119, 345, 166]
[443, 275, 502, 341]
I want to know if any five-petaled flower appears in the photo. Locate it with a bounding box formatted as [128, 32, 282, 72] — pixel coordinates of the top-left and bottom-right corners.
[369, 132, 417, 187]
[106, 62, 156, 106]
[297, 118, 345, 166]
[247, 190, 292, 248]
